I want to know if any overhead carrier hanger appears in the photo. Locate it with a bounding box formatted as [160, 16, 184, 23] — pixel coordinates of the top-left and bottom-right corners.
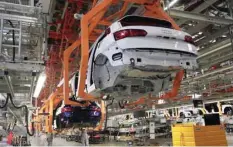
[35, 0, 183, 133]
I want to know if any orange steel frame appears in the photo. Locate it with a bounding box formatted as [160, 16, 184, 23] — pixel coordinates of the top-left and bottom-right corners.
[124, 70, 185, 109]
[36, 0, 182, 133]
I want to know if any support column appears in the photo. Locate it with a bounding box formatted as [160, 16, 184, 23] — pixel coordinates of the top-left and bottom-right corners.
[18, 21, 22, 58]
[0, 19, 3, 54]
[48, 99, 54, 133]
[45, 106, 49, 132]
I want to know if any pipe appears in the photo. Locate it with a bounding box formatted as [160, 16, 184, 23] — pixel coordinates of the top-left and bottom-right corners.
[29, 72, 37, 105]
[3, 71, 14, 98]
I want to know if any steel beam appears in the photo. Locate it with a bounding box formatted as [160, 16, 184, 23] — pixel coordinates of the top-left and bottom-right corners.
[198, 39, 231, 59]
[0, 62, 44, 72]
[186, 22, 210, 35]
[169, 9, 233, 25]
[175, 0, 218, 25]
[197, 26, 230, 45]
[0, 13, 38, 23]
[0, 82, 31, 86]
[156, 94, 233, 110]
[0, 1, 41, 14]
[0, 87, 30, 93]
[108, 108, 150, 117]
[0, 71, 36, 77]
[182, 65, 233, 84]
[199, 49, 233, 69]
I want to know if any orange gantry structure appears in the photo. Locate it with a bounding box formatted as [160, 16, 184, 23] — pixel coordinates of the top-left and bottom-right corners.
[34, 0, 183, 133]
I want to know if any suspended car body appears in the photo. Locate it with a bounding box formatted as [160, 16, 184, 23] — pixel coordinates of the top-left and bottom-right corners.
[53, 101, 101, 129]
[72, 15, 198, 100]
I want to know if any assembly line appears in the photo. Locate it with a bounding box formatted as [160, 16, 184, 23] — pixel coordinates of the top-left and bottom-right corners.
[0, 0, 233, 146]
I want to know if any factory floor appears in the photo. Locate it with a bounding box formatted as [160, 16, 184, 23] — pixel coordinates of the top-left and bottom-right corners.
[30, 136, 127, 146]
[30, 134, 233, 146]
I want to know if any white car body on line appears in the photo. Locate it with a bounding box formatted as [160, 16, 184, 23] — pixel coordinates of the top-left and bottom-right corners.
[72, 15, 198, 100]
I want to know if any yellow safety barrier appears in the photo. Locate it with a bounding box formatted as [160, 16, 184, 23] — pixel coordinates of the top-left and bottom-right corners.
[172, 124, 227, 146]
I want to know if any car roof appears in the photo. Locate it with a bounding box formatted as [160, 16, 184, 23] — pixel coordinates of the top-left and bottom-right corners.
[117, 15, 172, 27]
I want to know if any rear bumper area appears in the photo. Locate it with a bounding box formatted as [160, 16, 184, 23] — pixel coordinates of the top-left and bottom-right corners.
[116, 37, 198, 55]
[121, 49, 198, 70]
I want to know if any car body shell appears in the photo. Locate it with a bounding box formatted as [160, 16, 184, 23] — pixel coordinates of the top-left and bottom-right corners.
[71, 15, 198, 101]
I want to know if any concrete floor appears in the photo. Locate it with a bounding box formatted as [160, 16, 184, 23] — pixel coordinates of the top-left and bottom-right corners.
[227, 134, 233, 145]
[30, 136, 127, 146]
[30, 134, 233, 146]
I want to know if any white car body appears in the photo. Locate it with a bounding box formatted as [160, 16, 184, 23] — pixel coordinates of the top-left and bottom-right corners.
[118, 119, 139, 133]
[73, 15, 198, 100]
[179, 108, 208, 118]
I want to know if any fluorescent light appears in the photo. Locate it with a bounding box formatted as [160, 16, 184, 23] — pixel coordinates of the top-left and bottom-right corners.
[33, 72, 46, 98]
[188, 23, 193, 26]
[164, 0, 179, 10]
[158, 99, 165, 104]
[194, 36, 206, 42]
[22, 84, 31, 87]
[190, 94, 202, 99]
[192, 34, 199, 39]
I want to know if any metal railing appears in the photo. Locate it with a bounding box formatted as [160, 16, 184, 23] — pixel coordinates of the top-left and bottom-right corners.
[0, 1, 42, 18]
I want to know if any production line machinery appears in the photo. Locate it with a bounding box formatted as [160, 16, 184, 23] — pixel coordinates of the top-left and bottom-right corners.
[34, 0, 198, 134]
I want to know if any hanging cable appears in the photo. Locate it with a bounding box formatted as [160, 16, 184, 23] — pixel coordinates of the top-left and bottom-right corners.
[7, 21, 16, 62]
[0, 94, 35, 136]
[7, 94, 35, 136]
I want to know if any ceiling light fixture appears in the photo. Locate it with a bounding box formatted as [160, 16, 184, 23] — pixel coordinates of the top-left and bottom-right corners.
[33, 72, 46, 98]
[164, 0, 179, 10]
[158, 99, 165, 104]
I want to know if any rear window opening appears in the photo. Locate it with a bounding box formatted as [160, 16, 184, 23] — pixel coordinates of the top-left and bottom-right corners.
[120, 15, 172, 28]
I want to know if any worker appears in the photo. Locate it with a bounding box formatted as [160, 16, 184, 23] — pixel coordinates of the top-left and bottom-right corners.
[46, 133, 53, 146]
[40, 132, 48, 146]
[0, 135, 8, 146]
[7, 131, 13, 145]
[195, 113, 205, 126]
[81, 128, 89, 146]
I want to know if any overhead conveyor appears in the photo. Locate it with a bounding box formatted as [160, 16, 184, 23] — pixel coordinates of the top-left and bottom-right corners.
[35, 0, 189, 133]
